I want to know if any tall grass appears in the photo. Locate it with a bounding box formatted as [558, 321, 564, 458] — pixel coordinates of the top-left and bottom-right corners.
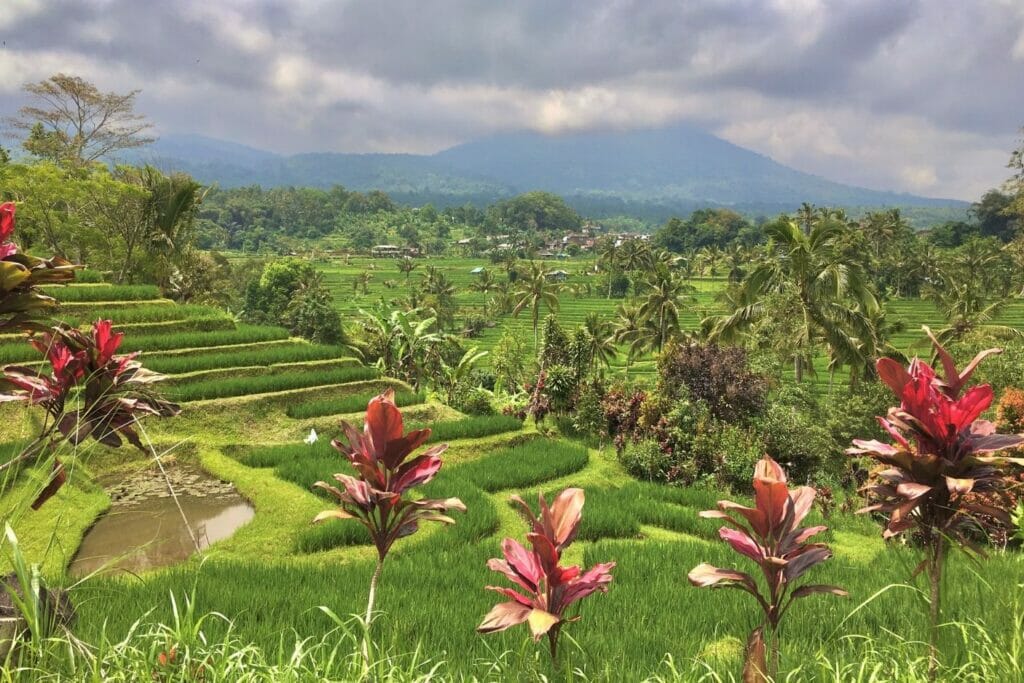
[0, 325, 292, 363]
[453, 439, 588, 492]
[167, 365, 379, 402]
[417, 414, 523, 443]
[41, 284, 162, 301]
[148, 344, 349, 375]
[59, 303, 222, 326]
[285, 390, 424, 419]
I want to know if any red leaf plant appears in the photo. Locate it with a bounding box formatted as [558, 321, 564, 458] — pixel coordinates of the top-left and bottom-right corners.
[312, 388, 464, 662]
[689, 455, 846, 680]
[0, 320, 180, 509]
[478, 488, 615, 663]
[847, 329, 1024, 680]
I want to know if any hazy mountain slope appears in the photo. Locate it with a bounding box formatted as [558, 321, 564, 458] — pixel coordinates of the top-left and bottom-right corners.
[125, 127, 968, 217]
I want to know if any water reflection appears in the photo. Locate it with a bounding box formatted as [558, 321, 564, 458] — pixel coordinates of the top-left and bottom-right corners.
[70, 493, 254, 576]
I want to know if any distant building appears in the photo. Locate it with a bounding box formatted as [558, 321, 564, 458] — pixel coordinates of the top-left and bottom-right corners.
[546, 269, 569, 282]
[470, 266, 486, 274]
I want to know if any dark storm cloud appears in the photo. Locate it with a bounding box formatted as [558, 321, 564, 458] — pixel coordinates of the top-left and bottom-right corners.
[0, 0, 1022, 198]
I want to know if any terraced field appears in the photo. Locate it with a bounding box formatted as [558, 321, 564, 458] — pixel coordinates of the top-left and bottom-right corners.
[320, 257, 1024, 393]
[0, 281, 1020, 680]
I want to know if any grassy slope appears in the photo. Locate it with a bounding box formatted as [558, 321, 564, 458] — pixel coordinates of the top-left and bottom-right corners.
[0, 281, 1021, 680]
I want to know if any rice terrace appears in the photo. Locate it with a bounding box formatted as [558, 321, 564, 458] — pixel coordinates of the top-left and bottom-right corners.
[2, 3, 1024, 682]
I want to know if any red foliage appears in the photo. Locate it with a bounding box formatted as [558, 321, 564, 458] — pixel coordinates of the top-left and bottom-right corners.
[313, 389, 465, 560]
[478, 488, 615, 659]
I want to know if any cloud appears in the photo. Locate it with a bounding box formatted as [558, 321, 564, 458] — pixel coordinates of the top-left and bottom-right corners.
[0, 0, 1021, 199]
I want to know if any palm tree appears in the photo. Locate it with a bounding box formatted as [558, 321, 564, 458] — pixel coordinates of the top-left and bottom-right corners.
[512, 262, 561, 346]
[619, 239, 652, 274]
[397, 257, 418, 280]
[707, 217, 879, 383]
[638, 263, 697, 353]
[581, 312, 617, 371]
[612, 303, 648, 371]
[352, 272, 373, 295]
[596, 237, 620, 298]
[470, 269, 498, 295]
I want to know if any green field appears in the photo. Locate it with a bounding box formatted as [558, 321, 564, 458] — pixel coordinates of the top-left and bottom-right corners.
[0, 280, 1021, 681]
[319, 256, 1024, 392]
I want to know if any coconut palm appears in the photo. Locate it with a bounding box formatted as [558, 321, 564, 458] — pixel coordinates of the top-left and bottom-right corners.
[638, 263, 697, 353]
[581, 312, 617, 371]
[619, 238, 652, 274]
[612, 303, 648, 370]
[707, 217, 879, 383]
[470, 269, 498, 295]
[512, 261, 561, 346]
[397, 256, 418, 280]
[596, 237, 621, 298]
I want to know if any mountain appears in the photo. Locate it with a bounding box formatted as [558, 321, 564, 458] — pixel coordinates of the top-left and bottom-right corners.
[127, 126, 968, 220]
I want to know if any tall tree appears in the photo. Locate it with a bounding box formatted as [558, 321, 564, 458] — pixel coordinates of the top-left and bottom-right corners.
[512, 262, 561, 346]
[7, 74, 154, 166]
[708, 217, 879, 383]
[639, 263, 696, 353]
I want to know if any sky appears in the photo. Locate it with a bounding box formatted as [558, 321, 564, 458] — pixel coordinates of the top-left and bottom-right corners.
[1, 0, 1023, 200]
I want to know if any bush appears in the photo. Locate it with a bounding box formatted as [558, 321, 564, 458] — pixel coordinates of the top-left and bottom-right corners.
[452, 386, 495, 416]
[571, 380, 606, 438]
[283, 284, 344, 345]
[618, 439, 671, 482]
[543, 363, 577, 412]
[754, 402, 839, 485]
[657, 341, 768, 422]
[690, 421, 762, 490]
[997, 387, 1024, 432]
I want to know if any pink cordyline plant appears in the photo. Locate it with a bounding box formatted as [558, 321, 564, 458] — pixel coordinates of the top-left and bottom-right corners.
[847, 329, 1024, 680]
[0, 320, 179, 509]
[478, 488, 615, 663]
[689, 455, 845, 680]
[312, 388, 464, 661]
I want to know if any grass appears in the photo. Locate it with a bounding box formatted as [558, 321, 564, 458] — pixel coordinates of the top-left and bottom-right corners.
[147, 344, 350, 375]
[166, 365, 379, 402]
[0, 325, 293, 363]
[42, 284, 162, 302]
[453, 439, 589, 492]
[285, 389, 425, 419]
[2, 271, 1024, 680]
[418, 414, 523, 443]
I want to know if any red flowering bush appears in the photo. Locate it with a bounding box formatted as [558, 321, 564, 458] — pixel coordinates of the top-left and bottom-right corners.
[0, 202, 77, 333]
[478, 488, 615, 663]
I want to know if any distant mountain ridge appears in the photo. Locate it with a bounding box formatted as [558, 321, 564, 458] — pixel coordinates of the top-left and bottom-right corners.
[125, 127, 968, 220]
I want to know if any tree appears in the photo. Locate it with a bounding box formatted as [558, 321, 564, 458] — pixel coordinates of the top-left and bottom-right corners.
[486, 191, 581, 235]
[708, 216, 879, 383]
[512, 262, 561, 346]
[581, 312, 617, 371]
[397, 256, 418, 280]
[7, 74, 154, 166]
[612, 303, 649, 371]
[638, 263, 696, 353]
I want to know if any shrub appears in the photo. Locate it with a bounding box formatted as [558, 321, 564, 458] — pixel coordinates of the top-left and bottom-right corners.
[996, 387, 1024, 432]
[657, 341, 767, 422]
[571, 380, 606, 439]
[478, 488, 615, 663]
[691, 420, 761, 490]
[618, 439, 671, 482]
[754, 403, 838, 485]
[542, 364, 577, 412]
[451, 385, 495, 416]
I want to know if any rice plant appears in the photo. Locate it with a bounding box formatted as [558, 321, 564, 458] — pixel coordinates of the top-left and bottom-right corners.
[148, 344, 349, 375]
[41, 284, 162, 301]
[417, 414, 523, 443]
[285, 390, 424, 419]
[451, 439, 588, 492]
[167, 365, 379, 402]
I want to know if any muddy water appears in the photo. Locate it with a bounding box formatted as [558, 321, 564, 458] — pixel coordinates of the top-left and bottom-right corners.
[69, 468, 254, 576]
